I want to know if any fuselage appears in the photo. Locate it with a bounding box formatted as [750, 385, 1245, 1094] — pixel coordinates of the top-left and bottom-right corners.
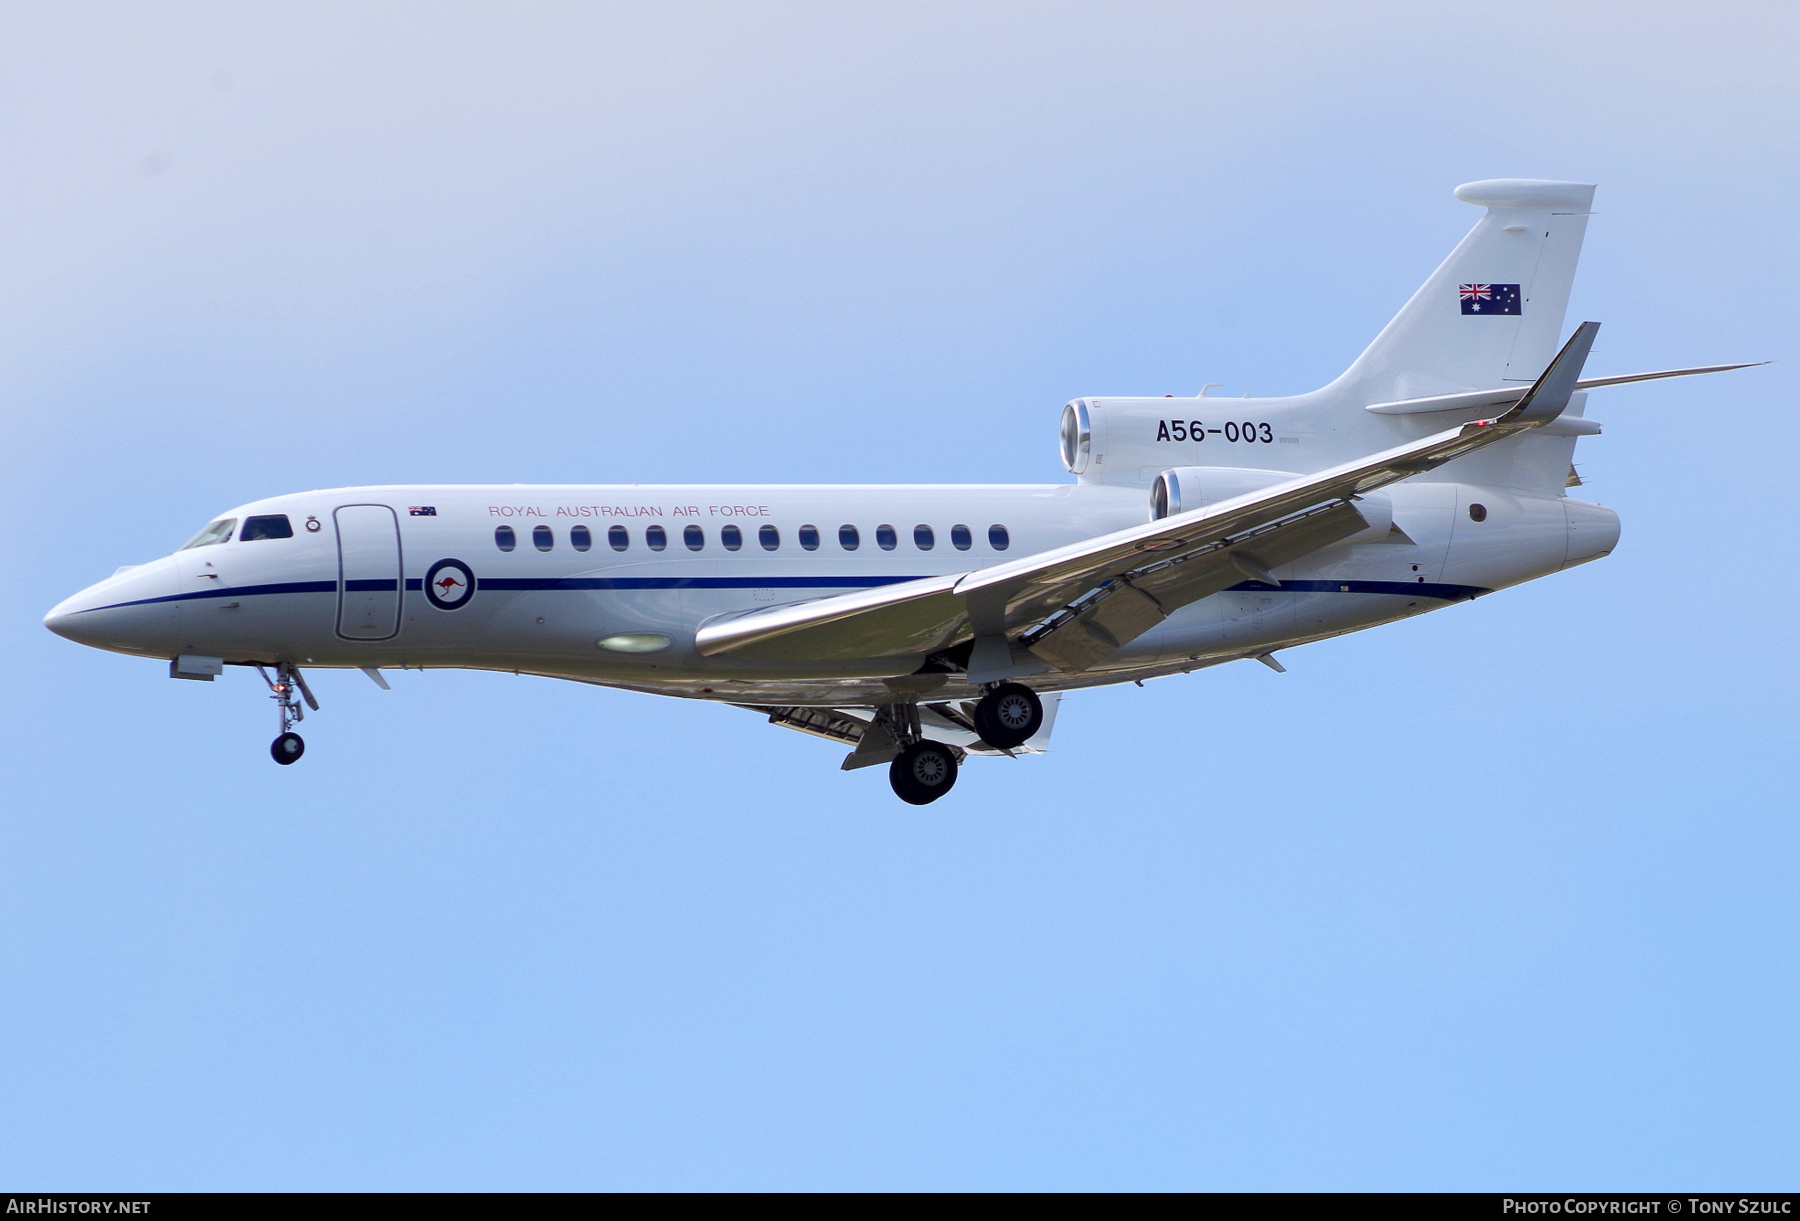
[43, 479, 1620, 706]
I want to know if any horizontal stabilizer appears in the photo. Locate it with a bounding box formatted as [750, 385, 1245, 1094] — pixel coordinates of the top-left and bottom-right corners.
[1365, 361, 1766, 415]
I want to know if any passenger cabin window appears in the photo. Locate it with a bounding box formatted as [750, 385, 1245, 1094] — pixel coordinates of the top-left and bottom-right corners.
[181, 519, 237, 550]
[609, 525, 630, 551]
[721, 525, 742, 551]
[951, 524, 972, 551]
[1468, 503, 1488, 522]
[914, 524, 934, 550]
[839, 525, 860, 551]
[239, 515, 293, 541]
[876, 524, 897, 551]
[495, 526, 517, 552]
[533, 525, 554, 551]
[988, 524, 1010, 551]
[646, 525, 667, 551]
[799, 525, 820, 551]
[685, 525, 705, 551]
[759, 525, 780, 551]
[571, 525, 592, 551]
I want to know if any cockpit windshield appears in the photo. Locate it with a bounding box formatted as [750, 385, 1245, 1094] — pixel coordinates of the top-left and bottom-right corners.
[180, 518, 237, 550]
[240, 514, 293, 541]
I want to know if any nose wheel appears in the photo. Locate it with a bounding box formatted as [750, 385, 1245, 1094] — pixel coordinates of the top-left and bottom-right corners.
[972, 682, 1043, 751]
[889, 740, 959, 805]
[256, 662, 318, 765]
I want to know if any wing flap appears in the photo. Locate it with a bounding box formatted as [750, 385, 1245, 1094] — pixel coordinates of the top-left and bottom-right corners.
[1027, 498, 1372, 671]
[1029, 583, 1166, 673]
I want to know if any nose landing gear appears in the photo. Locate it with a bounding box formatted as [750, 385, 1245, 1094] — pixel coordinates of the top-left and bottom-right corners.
[256, 662, 318, 765]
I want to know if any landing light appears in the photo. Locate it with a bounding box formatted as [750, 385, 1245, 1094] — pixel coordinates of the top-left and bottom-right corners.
[598, 633, 671, 654]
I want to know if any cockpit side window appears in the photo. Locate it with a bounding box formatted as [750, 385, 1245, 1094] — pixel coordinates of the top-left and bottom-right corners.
[239, 515, 294, 541]
[180, 519, 237, 550]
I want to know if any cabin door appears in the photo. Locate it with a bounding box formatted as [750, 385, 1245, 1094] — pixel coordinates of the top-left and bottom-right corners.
[335, 504, 403, 641]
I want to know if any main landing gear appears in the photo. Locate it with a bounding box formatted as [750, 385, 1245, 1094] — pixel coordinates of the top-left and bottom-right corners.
[873, 685, 1043, 804]
[867, 703, 960, 805]
[972, 682, 1044, 751]
[890, 740, 959, 805]
[256, 662, 318, 766]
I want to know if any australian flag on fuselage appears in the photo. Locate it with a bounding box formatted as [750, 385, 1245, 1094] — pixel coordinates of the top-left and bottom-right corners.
[1459, 283, 1521, 315]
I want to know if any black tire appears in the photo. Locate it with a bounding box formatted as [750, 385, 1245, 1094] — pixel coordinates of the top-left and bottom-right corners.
[972, 683, 1043, 750]
[889, 740, 958, 805]
[271, 732, 305, 765]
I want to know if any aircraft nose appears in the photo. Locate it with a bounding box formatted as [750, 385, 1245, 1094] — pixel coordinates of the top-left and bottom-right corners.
[43, 561, 183, 655]
[43, 600, 79, 641]
[43, 587, 123, 648]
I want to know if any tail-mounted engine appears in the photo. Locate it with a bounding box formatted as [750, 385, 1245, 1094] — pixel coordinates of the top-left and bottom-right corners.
[1060, 396, 1304, 487]
[1148, 467, 1297, 519]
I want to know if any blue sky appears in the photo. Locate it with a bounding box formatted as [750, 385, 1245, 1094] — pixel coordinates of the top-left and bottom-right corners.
[3, 1, 1797, 1189]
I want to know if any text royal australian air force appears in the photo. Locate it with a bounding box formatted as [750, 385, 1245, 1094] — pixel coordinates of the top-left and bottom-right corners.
[485, 502, 774, 519]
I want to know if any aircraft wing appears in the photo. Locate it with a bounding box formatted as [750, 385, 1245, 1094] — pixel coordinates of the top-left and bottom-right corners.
[697, 323, 1600, 673]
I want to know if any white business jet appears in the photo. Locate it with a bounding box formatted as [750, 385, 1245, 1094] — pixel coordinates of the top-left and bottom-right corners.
[45, 180, 1757, 803]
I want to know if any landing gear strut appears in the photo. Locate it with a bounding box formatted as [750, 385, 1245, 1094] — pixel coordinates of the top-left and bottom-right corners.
[256, 662, 317, 766]
[972, 682, 1043, 751]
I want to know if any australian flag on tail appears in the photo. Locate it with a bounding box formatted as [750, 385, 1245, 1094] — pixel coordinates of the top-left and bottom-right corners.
[1460, 283, 1521, 315]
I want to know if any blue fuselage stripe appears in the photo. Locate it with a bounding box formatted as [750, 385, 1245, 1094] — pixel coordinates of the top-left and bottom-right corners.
[82, 580, 340, 610]
[473, 575, 929, 592]
[78, 575, 1489, 614]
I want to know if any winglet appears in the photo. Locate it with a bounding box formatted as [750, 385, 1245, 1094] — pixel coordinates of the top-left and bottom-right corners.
[1498, 321, 1600, 426]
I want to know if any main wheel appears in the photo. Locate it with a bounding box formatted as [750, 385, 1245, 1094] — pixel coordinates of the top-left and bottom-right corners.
[972, 683, 1043, 750]
[271, 732, 305, 765]
[889, 740, 958, 805]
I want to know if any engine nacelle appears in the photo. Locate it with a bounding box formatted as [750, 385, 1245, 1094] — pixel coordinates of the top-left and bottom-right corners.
[1059, 399, 1095, 474]
[1148, 466, 1298, 519]
[1148, 465, 1396, 547]
[1059, 395, 1306, 485]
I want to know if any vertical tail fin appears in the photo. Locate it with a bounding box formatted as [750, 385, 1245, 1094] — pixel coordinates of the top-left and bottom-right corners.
[1336, 179, 1595, 403]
